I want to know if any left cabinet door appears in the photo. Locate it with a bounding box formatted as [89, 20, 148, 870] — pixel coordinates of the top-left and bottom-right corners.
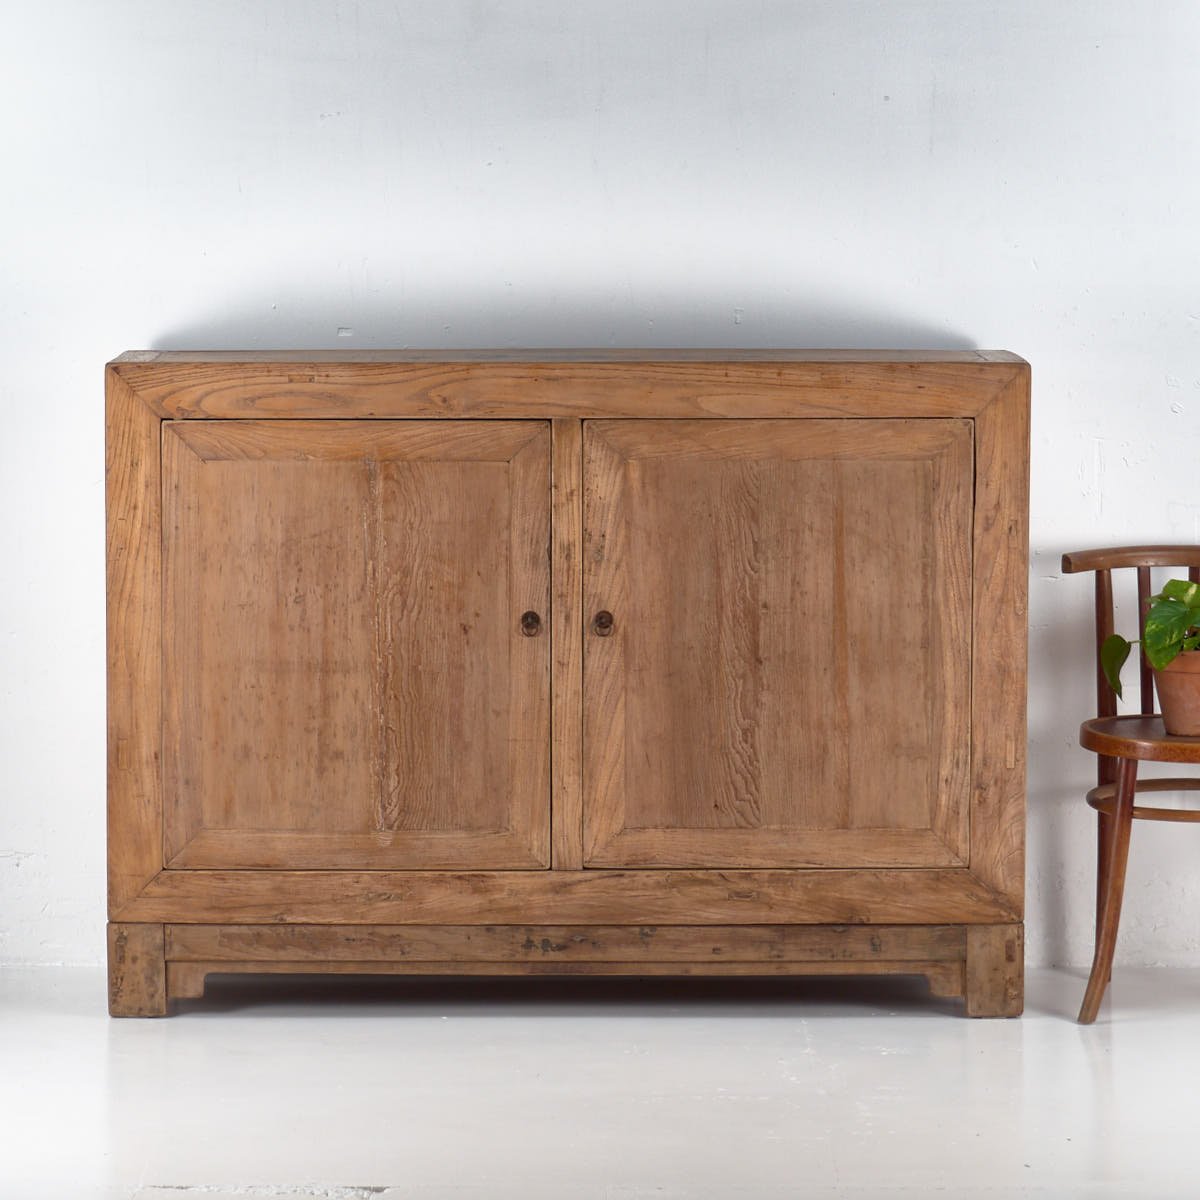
[161, 420, 551, 870]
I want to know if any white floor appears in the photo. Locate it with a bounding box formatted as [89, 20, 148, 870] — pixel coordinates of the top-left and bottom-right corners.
[3, 966, 1199, 1198]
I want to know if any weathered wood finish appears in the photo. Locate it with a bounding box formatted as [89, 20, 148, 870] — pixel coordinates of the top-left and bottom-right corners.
[107, 351, 1029, 1017]
[965, 924, 1024, 1017]
[106, 371, 163, 910]
[162, 923, 968, 1006]
[165, 922, 966, 963]
[111, 867, 1017, 926]
[108, 923, 167, 1017]
[551, 419, 585, 869]
[161, 420, 551, 870]
[583, 418, 972, 869]
[968, 372, 1030, 913]
[165, 959, 966, 1006]
[109, 353, 1025, 422]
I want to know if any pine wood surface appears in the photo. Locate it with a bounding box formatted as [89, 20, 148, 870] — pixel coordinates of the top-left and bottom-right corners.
[551, 419, 585, 868]
[111, 867, 1017, 926]
[109, 354, 1026, 421]
[111, 349, 1025, 364]
[965, 924, 1024, 1017]
[106, 352, 1029, 1016]
[108, 923, 167, 1017]
[164, 960, 967, 1005]
[967, 370, 1029, 912]
[106, 374, 164, 911]
[582, 418, 972, 869]
[164, 922, 967, 963]
[161, 420, 551, 870]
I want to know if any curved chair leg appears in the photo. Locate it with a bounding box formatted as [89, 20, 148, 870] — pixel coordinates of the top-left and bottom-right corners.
[1096, 807, 1113, 983]
[1079, 757, 1137, 1024]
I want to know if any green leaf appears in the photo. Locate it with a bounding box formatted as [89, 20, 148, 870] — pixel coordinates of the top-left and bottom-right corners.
[1158, 578, 1200, 608]
[1144, 598, 1194, 667]
[1101, 634, 1132, 699]
[1184, 633, 1200, 652]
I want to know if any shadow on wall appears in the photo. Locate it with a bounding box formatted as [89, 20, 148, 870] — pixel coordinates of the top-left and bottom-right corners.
[1027, 543, 1099, 968]
[148, 291, 978, 352]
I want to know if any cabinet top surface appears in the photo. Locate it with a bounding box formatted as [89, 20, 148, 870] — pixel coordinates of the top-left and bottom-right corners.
[107, 351, 1029, 421]
[111, 348, 1026, 366]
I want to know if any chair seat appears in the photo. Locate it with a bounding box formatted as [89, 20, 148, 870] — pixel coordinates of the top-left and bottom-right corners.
[1079, 714, 1200, 763]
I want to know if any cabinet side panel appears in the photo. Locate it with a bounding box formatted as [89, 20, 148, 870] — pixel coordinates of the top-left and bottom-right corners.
[106, 370, 163, 910]
[969, 371, 1030, 911]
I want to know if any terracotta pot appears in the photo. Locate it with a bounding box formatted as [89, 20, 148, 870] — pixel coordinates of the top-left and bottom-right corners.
[1154, 651, 1200, 736]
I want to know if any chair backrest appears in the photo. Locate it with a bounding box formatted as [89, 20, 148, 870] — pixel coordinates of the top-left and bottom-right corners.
[1061, 545, 1200, 719]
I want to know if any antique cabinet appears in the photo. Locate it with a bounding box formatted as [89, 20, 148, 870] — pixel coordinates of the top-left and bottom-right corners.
[106, 351, 1029, 1017]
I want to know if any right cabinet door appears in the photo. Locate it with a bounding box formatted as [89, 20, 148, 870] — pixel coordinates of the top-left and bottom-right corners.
[582, 418, 974, 869]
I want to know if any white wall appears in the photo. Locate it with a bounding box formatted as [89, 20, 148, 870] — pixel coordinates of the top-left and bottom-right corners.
[3, 0, 1199, 968]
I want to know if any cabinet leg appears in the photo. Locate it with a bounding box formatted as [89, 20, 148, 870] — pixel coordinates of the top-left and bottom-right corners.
[964, 924, 1023, 1017]
[108, 922, 167, 1017]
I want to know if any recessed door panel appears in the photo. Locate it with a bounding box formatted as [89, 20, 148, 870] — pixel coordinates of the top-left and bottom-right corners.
[582, 418, 973, 869]
[162, 420, 550, 869]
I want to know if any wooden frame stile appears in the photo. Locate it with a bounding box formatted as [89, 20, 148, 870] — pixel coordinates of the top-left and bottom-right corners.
[106, 351, 1029, 1017]
[963, 367, 1030, 1016]
[551, 418, 585, 870]
[106, 365, 168, 1014]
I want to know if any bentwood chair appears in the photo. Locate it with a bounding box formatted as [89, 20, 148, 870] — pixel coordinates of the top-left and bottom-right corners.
[1062, 545, 1200, 1024]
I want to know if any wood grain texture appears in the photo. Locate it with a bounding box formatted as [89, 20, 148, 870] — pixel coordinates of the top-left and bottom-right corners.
[108, 923, 167, 1017]
[107, 353, 1028, 1017]
[105, 369, 164, 911]
[161, 420, 550, 870]
[969, 367, 1030, 914]
[110, 356, 1026, 421]
[165, 922, 966, 963]
[551, 420, 585, 868]
[583, 419, 973, 869]
[965, 924, 1024, 1017]
[165, 959, 964, 986]
[113, 867, 1017, 926]
[112, 349, 1026, 364]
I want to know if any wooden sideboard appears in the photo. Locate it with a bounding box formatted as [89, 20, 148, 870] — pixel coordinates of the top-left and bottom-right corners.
[106, 350, 1029, 1017]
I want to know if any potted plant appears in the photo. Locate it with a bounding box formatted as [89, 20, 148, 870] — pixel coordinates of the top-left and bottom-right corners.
[1102, 578, 1200, 735]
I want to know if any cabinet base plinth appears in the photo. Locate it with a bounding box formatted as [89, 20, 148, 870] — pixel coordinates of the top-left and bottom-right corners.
[107, 922, 1029, 1017]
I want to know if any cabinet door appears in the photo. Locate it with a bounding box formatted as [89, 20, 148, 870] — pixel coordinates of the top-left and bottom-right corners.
[163, 420, 550, 870]
[583, 418, 973, 869]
